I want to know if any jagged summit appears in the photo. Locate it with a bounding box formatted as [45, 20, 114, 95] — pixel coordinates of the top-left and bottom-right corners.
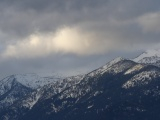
[134, 49, 160, 62]
[110, 56, 126, 62]
[133, 49, 160, 67]
[0, 73, 62, 111]
[87, 57, 127, 77]
[105, 57, 126, 67]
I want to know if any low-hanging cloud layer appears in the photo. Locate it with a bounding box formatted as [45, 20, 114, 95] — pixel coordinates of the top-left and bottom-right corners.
[0, 0, 160, 78]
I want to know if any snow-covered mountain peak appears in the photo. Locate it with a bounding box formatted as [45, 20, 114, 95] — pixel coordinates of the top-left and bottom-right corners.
[112, 57, 125, 62]
[134, 49, 160, 62]
[103, 57, 125, 69]
[0, 73, 60, 89]
[87, 57, 126, 77]
[133, 49, 160, 67]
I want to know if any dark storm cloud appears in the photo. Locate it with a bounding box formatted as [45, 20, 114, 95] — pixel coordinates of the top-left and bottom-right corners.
[0, 0, 160, 42]
[0, 0, 160, 78]
[0, 0, 109, 38]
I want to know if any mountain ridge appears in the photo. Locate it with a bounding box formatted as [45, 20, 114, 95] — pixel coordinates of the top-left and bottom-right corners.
[1, 52, 160, 120]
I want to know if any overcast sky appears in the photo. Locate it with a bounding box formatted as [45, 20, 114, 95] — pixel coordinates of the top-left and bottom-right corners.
[0, 0, 160, 79]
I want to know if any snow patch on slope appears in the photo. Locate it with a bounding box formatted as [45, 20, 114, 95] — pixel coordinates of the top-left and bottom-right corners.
[20, 75, 85, 109]
[22, 89, 42, 109]
[0, 76, 14, 96]
[124, 64, 144, 75]
[123, 70, 160, 89]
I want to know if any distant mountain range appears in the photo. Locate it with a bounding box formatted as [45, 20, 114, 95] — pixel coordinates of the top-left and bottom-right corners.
[1, 49, 160, 120]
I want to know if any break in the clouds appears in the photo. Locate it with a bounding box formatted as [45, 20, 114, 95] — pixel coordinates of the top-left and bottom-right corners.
[0, 0, 160, 78]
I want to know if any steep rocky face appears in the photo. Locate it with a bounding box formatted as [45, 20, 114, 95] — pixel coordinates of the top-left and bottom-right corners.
[0, 74, 60, 116]
[15, 75, 85, 110]
[0, 76, 33, 111]
[0, 74, 85, 120]
[1, 59, 160, 120]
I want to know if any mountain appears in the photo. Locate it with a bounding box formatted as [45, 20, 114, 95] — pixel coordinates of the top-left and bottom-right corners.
[0, 74, 60, 113]
[134, 49, 160, 67]
[1, 58, 160, 120]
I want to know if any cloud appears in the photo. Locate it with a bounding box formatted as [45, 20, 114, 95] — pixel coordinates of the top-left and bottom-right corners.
[137, 12, 160, 33]
[2, 19, 160, 59]
[1, 27, 112, 59]
[1, 0, 160, 78]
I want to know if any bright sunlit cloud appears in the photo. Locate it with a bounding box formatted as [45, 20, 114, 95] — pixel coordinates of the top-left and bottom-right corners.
[1, 27, 113, 59]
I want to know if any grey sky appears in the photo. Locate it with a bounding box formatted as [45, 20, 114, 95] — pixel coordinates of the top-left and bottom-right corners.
[0, 0, 160, 79]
